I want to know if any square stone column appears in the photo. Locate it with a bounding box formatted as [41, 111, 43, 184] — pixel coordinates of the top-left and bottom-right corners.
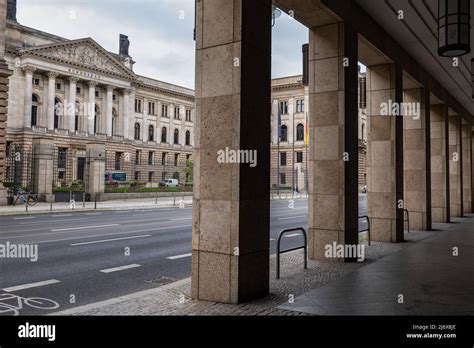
[448, 115, 461, 217]
[307, 21, 359, 260]
[23, 66, 35, 128]
[87, 81, 97, 134]
[46, 72, 58, 131]
[366, 63, 404, 242]
[403, 88, 429, 230]
[191, 0, 271, 304]
[430, 104, 447, 222]
[86, 143, 105, 201]
[32, 138, 54, 202]
[67, 77, 78, 133]
[105, 85, 114, 137]
[461, 121, 471, 213]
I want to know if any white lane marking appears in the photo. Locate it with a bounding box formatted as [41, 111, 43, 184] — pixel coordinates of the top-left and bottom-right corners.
[20, 218, 89, 225]
[2, 279, 61, 292]
[52, 214, 72, 217]
[277, 215, 306, 221]
[284, 233, 302, 238]
[51, 224, 119, 232]
[70, 234, 151, 246]
[167, 253, 192, 260]
[85, 212, 102, 216]
[0, 225, 192, 243]
[170, 218, 192, 221]
[100, 264, 141, 274]
[114, 211, 130, 214]
[13, 217, 35, 220]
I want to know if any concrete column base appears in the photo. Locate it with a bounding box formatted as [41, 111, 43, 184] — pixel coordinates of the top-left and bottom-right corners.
[39, 194, 55, 203]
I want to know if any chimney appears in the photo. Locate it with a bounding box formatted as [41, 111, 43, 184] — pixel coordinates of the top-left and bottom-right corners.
[119, 34, 130, 57]
[7, 0, 17, 22]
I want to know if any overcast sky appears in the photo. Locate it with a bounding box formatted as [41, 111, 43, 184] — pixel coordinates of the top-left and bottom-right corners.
[17, 0, 308, 89]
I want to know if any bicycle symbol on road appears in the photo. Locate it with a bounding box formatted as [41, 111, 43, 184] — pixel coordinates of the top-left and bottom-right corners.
[0, 292, 60, 316]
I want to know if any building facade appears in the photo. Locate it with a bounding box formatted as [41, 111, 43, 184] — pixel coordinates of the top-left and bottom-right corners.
[2, 2, 194, 201]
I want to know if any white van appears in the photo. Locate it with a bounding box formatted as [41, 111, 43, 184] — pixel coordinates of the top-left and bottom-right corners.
[164, 179, 179, 187]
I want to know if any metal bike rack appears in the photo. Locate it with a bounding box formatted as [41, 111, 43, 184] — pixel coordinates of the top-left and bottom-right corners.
[276, 227, 307, 279]
[358, 215, 371, 246]
[404, 209, 410, 233]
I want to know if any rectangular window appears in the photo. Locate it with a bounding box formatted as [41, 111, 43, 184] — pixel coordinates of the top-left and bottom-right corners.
[280, 152, 287, 166]
[148, 102, 156, 115]
[162, 152, 167, 165]
[76, 87, 81, 94]
[135, 99, 142, 113]
[148, 151, 154, 165]
[33, 78, 40, 86]
[56, 83, 62, 90]
[174, 107, 180, 120]
[161, 104, 168, 118]
[58, 148, 67, 169]
[296, 151, 303, 163]
[134, 171, 140, 181]
[279, 173, 286, 185]
[185, 110, 192, 122]
[186, 154, 191, 161]
[148, 172, 154, 182]
[296, 99, 305, 113]
[95, 90, 100, 98]
[113, 94, 117, 101]
[174, 153, 179, 167]
[115, 152, 123, 170]
[135, 150, 140, 165]
[279, 101, 288, 114]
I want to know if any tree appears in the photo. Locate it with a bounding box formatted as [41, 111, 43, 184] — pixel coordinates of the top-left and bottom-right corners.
[185, 159, 193, 184]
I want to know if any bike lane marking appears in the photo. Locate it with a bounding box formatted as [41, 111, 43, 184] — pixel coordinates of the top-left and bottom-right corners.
[2, 279, 61, 292]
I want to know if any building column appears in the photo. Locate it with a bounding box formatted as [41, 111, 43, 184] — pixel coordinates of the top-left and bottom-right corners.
[87, 81, 96, 134]
[308, 21, 359, 260]
[67, 76, 78, 133]
[105, 85, 114, 136]
[46, 72, 58, 131]
[366, 63, 404, 242]
[462, 121, 472, 213]
[403, 87, 429, 230]
[430, 104, 447, 222]
[23, 66, 36, 128]
[0, 0, 13, 206]
[86, 143, 105, 200]
[191, 0, 271, 303]
[122, 89, 130, 139]
[32, 138, 54, 202]
[271, 100, 278, 145]
[448, 114, 461, 217]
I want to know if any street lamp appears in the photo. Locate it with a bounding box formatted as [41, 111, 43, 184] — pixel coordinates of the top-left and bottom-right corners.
[272, 6, 282, 27]
[438, 0, 471, 57]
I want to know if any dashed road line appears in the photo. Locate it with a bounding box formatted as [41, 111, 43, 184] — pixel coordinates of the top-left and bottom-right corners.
[100, 264, 141, 274]
[2, 279, 61, 292]
[166, 253, 192, 260]
[51, 224, 119, 232]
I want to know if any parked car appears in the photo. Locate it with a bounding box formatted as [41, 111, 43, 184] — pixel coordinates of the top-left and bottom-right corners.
[163, 179, 179, 187]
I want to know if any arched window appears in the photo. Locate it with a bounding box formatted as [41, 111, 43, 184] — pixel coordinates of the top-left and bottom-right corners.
[134, 122, 141, 140]
[161, 127, 167, 143]
[148, 125, 154, 142]
[112, 108, 118, 136]
[174, 129, 179, 144]
[94, 105, 100, 134]
[54, 97, 62, 129]
[280, 125, 288, 142]
[185, 130, 191, 146]
[296, 123, 304, 141]
[31, 94, 39, 127]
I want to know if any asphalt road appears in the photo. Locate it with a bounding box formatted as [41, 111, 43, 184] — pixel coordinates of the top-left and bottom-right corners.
[0, 196, 367, 316]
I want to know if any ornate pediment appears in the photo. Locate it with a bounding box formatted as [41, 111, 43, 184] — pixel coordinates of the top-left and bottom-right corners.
[18, 38, 136, 80]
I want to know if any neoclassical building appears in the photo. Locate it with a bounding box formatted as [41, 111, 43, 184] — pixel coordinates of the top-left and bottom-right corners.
[3, 1, 194, 199]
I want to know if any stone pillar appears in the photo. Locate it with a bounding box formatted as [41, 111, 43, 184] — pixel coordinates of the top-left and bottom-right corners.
[23, 66, 35, 128]
[288, 97, 294, 143]
[0, 0, 12, 206]
[32, 138, 54, 202]
[366, 63, 404, 242]
[191, 0, 271, 303]
[67, 76, 78, 133]
[86, 143, 105, 200]
[448, 115, 461, 217]
[462, 121, 472, 213]
[308, 21, 359, 260]
[122, 89, 130, 139]
[430, 104, 447, 222]
[46, 72, 58, 131]
[105, 85, 114, 136]
[87, 81, 96, 134]
[403, 88, 428, 230]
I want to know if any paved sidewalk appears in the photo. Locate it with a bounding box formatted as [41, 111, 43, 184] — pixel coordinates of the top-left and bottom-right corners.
[54, 225, 437, 316]
[0, 196, 193, 216]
